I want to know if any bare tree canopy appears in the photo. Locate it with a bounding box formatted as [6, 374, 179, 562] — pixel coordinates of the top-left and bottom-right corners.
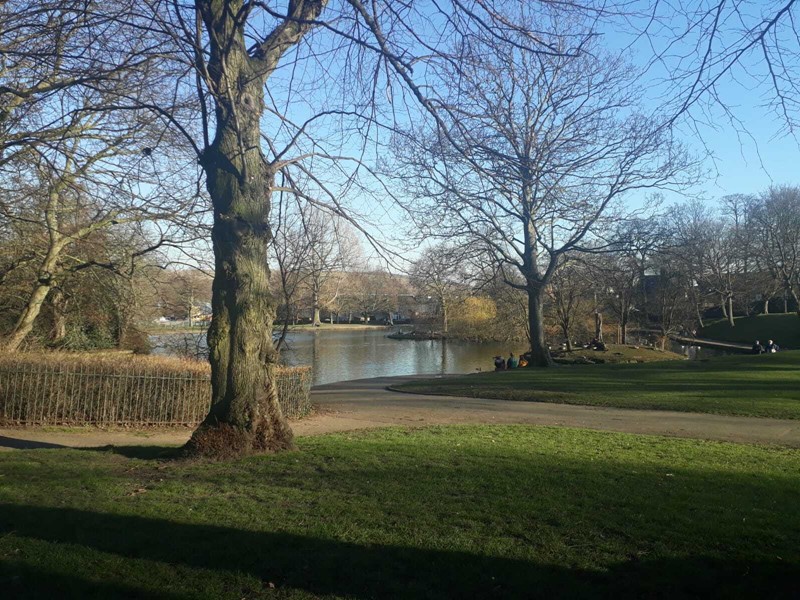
[630, 1, 800, 137]
[392, 9, 696, 365]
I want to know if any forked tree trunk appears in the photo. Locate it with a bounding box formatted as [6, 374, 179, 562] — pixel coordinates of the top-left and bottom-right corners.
[186, 0, 325, 458]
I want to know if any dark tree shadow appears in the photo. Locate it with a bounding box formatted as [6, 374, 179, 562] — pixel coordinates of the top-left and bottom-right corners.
[0, 436, 65, 450]
[0, 560, 187, 600]
[0, 504, 797, 599]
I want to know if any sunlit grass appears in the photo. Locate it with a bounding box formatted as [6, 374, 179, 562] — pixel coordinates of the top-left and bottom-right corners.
[394, 351, 800, 419]
[0, 425, 798, 598]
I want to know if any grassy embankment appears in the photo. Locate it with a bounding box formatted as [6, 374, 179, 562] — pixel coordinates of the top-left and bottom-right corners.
[701, 313, 800, 348]
[394, 351, 800, 419]
[551, 343, 684, 364]
[1, 425, 798, 598]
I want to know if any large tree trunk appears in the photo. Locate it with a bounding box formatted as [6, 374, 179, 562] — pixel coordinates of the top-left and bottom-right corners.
[186, 0, 325, 458]
[763, 297, 770, 315]
[527, 285, 552, 367]
[186, 13, 289, 456]
[188, 139, 293, 457]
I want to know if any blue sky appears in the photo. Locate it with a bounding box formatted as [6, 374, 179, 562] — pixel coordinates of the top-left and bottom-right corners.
[256, 1, 800, 259]
[609, 0, 800, 204]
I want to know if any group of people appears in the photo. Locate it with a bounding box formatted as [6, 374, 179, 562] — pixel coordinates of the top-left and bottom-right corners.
[493, 352, 529, 371]
[752, 339, 780, 354]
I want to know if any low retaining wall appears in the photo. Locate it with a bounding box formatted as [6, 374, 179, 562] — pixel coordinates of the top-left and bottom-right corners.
[0, 353, 312, 426]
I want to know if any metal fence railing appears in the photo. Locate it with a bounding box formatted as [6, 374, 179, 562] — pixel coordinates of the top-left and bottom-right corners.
[0, 354, 313, 426]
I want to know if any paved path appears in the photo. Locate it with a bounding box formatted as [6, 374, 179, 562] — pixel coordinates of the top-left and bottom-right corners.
[2, 375, 799, 450]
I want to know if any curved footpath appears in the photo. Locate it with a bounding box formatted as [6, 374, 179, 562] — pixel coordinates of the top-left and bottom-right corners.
[1, 375, 799, 450]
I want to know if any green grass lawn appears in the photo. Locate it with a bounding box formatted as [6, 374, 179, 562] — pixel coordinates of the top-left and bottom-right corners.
[0, 425, 798, 598]
[395, 351, 800, 419]
[701, 313, 800, 348]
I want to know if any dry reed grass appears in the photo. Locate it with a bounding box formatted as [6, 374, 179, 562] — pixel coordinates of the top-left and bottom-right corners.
[0, 352, 312, 426]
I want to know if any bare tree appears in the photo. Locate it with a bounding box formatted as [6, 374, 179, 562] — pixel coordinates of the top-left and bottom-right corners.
[393, 14, 695, 366]
[409, 244, 465, 337]
[548, 260, 591, 351]
[345, 268, 403, 324]
[751, 185, 800, 315]
[0, 0, 199, 351]
[593, 252, 640, 344]
[0, 141, 195, 351]
[299, 210, 358, 327]
[649, 255, 695, 349]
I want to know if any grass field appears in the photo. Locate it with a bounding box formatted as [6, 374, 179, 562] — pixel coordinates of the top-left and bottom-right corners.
[701, 313, 800, 348]
[394, 351, 800, 419]
[0, 425, 798, 599]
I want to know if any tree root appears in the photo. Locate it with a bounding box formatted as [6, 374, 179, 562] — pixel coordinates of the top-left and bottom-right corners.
[184, 419, 295, 460]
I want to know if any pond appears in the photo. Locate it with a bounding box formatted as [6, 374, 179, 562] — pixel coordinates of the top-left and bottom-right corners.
[150, 329, 738, 387]
[150, 328, 518, 386]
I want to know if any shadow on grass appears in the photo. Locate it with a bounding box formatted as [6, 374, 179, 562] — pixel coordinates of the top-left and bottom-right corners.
[0, 435, 65, 450]
[0, 560, 185, 600]
[84, 445, 185, 460]
[0, 504, 797, 599]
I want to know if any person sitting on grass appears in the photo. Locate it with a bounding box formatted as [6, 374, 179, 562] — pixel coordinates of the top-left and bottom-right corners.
[493, 356, 506, 371]
[507, 352, 519, 369]
[518, 356, 528, 368]
[751, 340, 765, 355]
[765, 340, 780, 353]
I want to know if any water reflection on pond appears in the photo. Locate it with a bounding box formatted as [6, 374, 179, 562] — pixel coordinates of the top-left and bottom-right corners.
[151, 328, 518, 386]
